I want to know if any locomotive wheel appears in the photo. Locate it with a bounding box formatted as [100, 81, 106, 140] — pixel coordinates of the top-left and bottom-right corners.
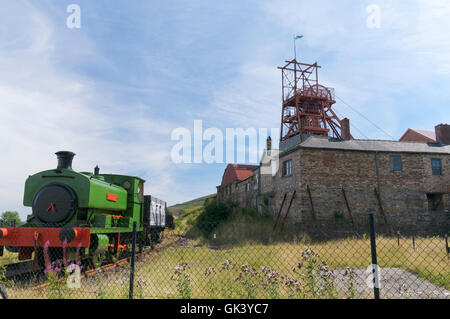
[151, 231, 160, 244]
[106, 251, 119, 264]
[91, 253, 107, 268]
[146, 231, 159, 250]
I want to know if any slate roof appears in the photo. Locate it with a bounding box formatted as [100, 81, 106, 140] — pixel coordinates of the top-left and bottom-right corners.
[296, 136, 450, 154]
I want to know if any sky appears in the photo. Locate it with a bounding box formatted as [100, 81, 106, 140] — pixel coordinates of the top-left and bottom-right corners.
[0, 0, 449, 219]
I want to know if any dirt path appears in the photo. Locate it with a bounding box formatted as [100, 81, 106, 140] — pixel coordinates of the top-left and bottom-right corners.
[333, 267, 450, 299]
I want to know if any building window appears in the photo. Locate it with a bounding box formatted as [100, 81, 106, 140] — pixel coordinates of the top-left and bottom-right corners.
[431, 158, 442, 176]
[390, 155, 402, 172]
[245, 183, 250, 193]
[282, 160, 293, 176]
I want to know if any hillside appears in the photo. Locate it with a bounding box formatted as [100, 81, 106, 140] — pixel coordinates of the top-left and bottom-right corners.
[168, 194, 215, 217]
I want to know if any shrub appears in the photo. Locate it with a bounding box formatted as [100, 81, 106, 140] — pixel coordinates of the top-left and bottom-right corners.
[195, 201, 231, 237]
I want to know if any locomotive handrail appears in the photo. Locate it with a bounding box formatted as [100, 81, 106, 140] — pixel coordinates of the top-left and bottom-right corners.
[42, 175, 75, 179]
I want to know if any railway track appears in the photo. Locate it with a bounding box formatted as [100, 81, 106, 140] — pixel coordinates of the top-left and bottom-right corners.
[4, 260, 44, 279]
[0, 235, 185, 298]
[31, 236, 183, 291]
[0, 235, 183, 297]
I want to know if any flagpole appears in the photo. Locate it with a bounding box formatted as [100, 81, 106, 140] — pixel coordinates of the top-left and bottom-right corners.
[293, 35, 297, 61]
[294, 35, 303, 61]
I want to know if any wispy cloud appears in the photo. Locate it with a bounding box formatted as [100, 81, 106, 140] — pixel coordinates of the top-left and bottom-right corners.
[211, 0, 450, 141]
[1, 1, 449, 218]
[0, 1, 186, 217]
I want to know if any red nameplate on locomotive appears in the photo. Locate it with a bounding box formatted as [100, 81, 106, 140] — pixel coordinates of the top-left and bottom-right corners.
[106, 193, 118, 202]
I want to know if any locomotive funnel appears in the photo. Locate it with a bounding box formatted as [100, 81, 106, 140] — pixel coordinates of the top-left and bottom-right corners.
[55, 151, 76, 170]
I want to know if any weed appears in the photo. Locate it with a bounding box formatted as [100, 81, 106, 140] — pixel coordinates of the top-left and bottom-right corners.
[344, 267, 357, 299]
[171, 262, 192, 299]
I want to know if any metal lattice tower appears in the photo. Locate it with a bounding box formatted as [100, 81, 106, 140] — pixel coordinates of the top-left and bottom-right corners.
[278, 59, 351, 142]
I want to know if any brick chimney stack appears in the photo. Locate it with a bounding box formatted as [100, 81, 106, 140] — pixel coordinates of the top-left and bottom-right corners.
[341, 118, 351, 140]
[435, 124, 450, 145]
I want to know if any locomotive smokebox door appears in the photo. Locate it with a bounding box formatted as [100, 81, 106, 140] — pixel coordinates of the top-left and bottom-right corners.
[32, 183, 77, 224]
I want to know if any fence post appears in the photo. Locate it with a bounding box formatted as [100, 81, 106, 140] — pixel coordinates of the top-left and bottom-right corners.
[446, 234, 449, 259]
[129, 221, 137, 299]
[369, 214, 380, 299]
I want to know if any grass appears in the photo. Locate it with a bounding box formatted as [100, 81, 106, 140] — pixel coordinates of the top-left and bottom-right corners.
[2, 201, 449, 299]
[173, 207, 203, 234]
[140, 235, 449, 298]
[169, 194, 216, 234]
[2, 233, 448, 299]
[172, 206, 450, 296]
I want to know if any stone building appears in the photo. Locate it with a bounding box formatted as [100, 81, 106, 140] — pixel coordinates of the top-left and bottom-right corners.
[216, 124, 450, 231]
[216, 164, 259, 209]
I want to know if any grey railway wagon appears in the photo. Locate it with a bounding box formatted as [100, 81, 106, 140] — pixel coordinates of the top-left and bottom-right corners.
[143, 195, 166, 228]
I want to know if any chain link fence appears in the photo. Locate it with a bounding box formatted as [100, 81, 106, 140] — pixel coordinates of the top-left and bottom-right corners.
[0, 213, 448, 299]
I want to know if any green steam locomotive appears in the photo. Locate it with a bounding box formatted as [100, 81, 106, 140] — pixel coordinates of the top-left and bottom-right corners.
[0, 151, 168, 267]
